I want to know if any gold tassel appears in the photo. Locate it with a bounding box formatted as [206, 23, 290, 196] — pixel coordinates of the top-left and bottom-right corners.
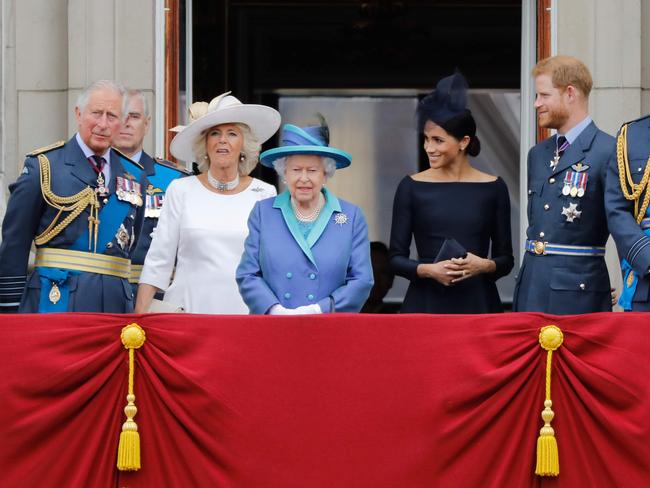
[535, 325, 563, 477]
[117, 323, 146, 471]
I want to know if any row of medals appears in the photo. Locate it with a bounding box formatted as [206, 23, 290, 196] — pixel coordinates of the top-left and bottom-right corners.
[96, 173, 143, 207]
[562, 170, 588, 198]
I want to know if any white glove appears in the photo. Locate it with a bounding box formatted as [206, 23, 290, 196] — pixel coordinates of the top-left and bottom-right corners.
[268, 303, 322, 315]
[268, 304, 292, 315]
[292, 304, 322, 315]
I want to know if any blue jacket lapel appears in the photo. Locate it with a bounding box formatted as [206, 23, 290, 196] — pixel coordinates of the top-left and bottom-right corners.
[306, 188, 341, 248]
[66, 136, 97, 187]
[553, 122, 598, 175]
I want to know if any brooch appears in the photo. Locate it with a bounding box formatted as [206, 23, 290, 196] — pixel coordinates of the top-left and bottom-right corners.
[334, 213, 348, 226]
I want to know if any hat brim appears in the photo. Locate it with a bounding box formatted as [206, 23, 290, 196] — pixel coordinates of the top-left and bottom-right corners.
[260, 145, 352, 169]
[169, 105, 281, 162]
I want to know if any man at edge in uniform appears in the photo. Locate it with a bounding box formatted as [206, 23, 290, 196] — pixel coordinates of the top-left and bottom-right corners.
[513, 55, 615, 314]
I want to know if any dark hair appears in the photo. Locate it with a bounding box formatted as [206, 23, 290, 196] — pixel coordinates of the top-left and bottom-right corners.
[438, 112, 481, 157]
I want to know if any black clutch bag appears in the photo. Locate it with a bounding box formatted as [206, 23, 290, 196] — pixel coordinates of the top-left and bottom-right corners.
[434, 238, 468, 263]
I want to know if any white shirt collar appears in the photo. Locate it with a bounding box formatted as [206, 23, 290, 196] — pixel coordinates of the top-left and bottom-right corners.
[75, 132, 111, 164]
[560, 116, 592, 145]
[130, 150, 143, 163]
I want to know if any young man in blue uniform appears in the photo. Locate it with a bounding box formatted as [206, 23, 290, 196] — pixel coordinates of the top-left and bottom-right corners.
[113, 89, 189, 297]
[0, 80, 147, 313]
[605, 114, 650, 311]
[513, 55, 615, 314]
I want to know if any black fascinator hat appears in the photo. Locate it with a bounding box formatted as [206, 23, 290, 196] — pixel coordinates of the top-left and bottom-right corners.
[417, 71, 481, 156]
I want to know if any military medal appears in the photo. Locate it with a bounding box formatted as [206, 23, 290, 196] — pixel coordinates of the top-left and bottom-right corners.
[562, 172, 572, 196]
[549, 152, 560, 171]
[626, 271, 635, 288]
[49, 283, 61, 304]
[115, 223, 130, 250]
[561, 202, 582, 222]
[95, 172, 109, 197]
[570, 186, 578, 197]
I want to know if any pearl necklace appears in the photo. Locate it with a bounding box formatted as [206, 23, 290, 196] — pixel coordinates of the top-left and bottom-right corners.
[292, 194, 324, 222]
[207, 171, 239, 192]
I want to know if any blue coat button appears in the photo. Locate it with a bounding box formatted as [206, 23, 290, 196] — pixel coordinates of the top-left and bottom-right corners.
[307, 294, 315, 300]
[309, 273, 316, 280]
[284, 292, 291, 299]
[286, 272, 293, 279]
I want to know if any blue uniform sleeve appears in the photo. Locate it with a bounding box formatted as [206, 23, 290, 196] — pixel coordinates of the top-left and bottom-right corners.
[0, 157, 45, 311]
[318, 207, 374, 313]
[605, 131, 650, 276]
[236, 202, 282, 314]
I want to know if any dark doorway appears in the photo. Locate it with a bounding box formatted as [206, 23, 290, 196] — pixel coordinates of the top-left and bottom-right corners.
[193, 1, 521, 99]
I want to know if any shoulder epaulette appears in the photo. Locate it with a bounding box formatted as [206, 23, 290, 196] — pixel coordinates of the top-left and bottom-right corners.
[112, 147, 144, 170]
[26, 140, 65, 157]
[154, 157, 191, 175]
[622, 113, 650, 127]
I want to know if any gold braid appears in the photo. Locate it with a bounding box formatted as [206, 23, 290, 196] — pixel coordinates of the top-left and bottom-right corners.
[616, 123, 650, 223]
[34, 154, 100, 249]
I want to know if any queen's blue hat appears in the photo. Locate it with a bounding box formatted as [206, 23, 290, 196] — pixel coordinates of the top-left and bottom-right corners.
[260, 123, 352, 169]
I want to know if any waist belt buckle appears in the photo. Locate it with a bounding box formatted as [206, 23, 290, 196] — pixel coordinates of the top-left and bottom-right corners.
[533, 240, 547, 255]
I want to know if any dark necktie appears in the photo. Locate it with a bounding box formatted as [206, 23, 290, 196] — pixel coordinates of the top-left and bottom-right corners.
[557, 136, 569, 157]
[89, 155, 108, 195]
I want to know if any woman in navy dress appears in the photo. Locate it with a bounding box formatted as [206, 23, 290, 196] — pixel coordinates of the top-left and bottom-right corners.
[389, 72, 514, 313]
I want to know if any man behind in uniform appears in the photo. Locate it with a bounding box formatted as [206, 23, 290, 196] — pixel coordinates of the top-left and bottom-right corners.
[605, 114, 650, 311]
[113, 89, 188, 296]
[513, 55, 615, 314]
[0, 80, 147, 313]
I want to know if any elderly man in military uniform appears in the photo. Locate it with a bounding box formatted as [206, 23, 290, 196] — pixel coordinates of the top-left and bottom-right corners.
[113, 89, 188, 296]
[0, 80, 147, 313]
[513, 55, 615, 314]
[605, 114, 650, 311]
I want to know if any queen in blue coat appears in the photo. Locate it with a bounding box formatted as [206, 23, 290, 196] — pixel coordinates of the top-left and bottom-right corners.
[236, 119, 373, 314]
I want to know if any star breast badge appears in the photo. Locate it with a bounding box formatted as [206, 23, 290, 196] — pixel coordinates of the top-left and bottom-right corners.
[561, 202, 582, 222]
[334, 213, 348, 226]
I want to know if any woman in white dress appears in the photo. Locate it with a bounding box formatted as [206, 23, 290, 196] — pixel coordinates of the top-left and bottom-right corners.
[135, 92, 281, 313]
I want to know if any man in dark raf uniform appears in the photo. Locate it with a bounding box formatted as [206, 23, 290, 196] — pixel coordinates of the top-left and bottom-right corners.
[113, 89, 188, 296]
[513, 55, 615, 314]
[0, 80, 147, 313]
[605, 114, 650, 311]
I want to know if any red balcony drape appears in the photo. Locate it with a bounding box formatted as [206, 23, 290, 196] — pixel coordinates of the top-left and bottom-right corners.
[0, 312, 648, 487]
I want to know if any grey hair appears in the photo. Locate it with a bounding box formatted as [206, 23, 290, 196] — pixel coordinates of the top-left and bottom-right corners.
[76, 80, 128, 119]
[272, 155, 337, 179]
[127, 89, 150, 118]
[193, 123, 261, 175]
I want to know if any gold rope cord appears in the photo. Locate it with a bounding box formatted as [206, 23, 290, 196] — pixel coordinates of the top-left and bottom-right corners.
[34, 154, 100, 249]
[535, 325, 564, 477]
[616, 124, 650, 223]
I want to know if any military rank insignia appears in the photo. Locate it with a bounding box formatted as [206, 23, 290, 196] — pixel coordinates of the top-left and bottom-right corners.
[116, 176, 143, 207]
[562, 168, 589, 197]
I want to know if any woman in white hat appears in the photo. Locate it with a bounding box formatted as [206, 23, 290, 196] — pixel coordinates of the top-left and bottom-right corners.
[135, 92, 281, 313]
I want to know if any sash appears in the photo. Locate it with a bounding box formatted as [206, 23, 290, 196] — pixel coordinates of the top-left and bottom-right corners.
[36, 154, 143, 311]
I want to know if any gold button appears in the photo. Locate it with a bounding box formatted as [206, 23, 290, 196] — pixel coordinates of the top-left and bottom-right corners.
[549, 178, 556, 184]
[544, 204, 550, 210]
